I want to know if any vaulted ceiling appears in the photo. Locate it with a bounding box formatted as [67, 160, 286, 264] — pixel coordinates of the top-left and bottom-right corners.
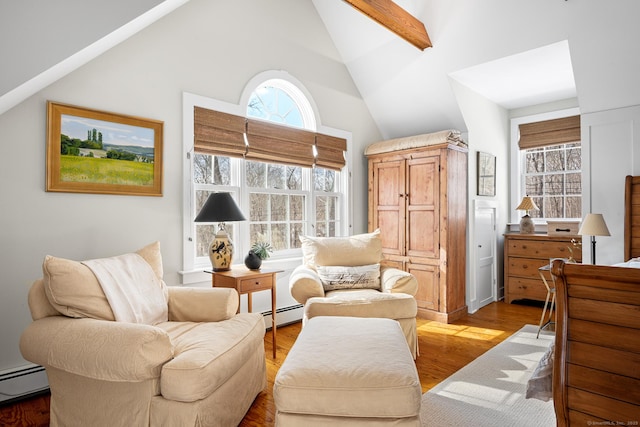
[3, 0, 640, 140]
[313, 0, 640, 139]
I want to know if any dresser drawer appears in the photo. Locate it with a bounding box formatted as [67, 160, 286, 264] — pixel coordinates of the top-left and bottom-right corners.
[507, 257, 550, 279]
[239, 275, 273, 292]
[506, 277, 548, 302]
[506, 238, 574, 259]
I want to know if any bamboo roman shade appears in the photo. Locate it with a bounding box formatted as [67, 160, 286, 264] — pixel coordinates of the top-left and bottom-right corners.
[244, 119, 315, 167]
[315, 134, 347, 170]
[518, 115, 581, 150]
[194, 107, 246, 157]
[194, 106, 346, 170]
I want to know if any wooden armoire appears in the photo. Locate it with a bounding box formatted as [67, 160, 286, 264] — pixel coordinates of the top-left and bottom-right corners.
[366, 135, 468, 323]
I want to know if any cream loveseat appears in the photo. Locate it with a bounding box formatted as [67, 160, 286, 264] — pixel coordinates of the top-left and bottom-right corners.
[19, 242, 267, 427]
[289, 230, 419, 358]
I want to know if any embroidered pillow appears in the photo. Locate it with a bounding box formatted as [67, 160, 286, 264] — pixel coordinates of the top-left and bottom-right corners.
[317, 264, 381, 291]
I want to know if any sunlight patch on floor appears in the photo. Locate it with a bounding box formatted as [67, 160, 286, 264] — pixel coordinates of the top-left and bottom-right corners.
[417, 321, 505, 341]
[438, 381, 522, 410]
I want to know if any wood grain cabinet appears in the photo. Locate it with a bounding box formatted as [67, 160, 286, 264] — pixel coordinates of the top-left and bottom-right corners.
[367, 143, 468, 323]
[503, 233, 581, 303]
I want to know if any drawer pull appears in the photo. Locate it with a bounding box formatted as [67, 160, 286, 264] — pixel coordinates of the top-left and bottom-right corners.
[555, 228, 570, 232]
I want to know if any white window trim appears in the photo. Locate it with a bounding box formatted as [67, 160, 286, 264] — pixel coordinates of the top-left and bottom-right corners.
[509, 107, 580, 225]
[180, 74, 352, 283]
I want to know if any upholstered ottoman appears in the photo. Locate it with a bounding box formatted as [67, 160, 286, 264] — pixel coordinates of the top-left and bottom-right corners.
[273, 316, 421, 426]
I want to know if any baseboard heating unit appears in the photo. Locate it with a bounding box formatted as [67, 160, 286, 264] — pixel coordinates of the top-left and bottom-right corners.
[262, 304, 303, 329]
[0, 364, 49, 404]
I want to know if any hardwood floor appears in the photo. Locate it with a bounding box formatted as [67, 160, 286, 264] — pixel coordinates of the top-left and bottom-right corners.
[0, 301, 542, 427]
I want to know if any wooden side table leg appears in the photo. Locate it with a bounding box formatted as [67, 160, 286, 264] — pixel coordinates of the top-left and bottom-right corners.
[271, 275, 277, 358]
[247, 292, 252, 313]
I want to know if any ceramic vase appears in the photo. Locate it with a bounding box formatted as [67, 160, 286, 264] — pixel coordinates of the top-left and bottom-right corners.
[244, 251, 262, 270]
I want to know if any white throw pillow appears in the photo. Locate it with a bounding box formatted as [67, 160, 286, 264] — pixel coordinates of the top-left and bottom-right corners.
[317, 264, 381, 291]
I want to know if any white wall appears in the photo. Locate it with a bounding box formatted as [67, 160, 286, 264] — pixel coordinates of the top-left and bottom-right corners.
[450, 78, 510, 310]
[0, 0, 381, 372]
[581, 105, 640, 265]
[0, 0, 166, 97]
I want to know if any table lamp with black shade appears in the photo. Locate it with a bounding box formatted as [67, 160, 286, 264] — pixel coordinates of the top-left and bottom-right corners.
[578, 213, 610, 265]
[195, 192, 246, 271]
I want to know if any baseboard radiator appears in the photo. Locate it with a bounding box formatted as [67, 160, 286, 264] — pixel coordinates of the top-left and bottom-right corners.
[261, 304, 303, 329]
[0, 364, 49, 404]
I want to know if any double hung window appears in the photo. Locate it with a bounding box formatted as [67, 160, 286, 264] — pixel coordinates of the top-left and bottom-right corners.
[184, 76, 349, 271]
[516, 114, 581, 221]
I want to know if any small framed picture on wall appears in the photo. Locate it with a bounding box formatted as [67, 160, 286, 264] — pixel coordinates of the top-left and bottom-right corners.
[477, 151, 496, 196]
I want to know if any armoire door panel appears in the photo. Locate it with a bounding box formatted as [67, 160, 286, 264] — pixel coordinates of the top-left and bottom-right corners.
[375, 161, 404, 206]
[406, 156, 439, 258]
[372, 160, 405, 255]
[408, 263, 439, 311]
[407, 210, 436, 257]
[378, 211, 403, 255]
[407, 157, 438, 206]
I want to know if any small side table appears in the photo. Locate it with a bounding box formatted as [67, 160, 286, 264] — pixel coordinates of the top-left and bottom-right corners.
[207, 268, 282, 358]
[537, 265, 556, 338]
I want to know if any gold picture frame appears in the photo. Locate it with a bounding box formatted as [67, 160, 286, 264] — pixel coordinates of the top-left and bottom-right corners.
[477, 151, 496, 196]
[46, 101, 163, 196]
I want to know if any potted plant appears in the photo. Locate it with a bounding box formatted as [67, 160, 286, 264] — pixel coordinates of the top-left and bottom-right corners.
[244, 241, 273, 270]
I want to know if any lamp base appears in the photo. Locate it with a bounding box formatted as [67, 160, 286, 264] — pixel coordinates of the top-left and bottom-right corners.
[209, 229, 234, 271]
[519, 215, 535, 234]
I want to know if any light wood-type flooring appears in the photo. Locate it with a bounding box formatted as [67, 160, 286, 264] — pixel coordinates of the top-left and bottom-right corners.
[0, 301, 543, 427]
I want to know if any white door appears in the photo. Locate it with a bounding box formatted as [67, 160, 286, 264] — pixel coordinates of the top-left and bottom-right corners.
[474, 201, 498, 311]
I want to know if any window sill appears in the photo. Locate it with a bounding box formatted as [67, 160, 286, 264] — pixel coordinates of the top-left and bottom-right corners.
[507, 221, 581, 234]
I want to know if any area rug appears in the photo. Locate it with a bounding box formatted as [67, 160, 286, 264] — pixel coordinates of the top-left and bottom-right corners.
[420, 324, 555, 427]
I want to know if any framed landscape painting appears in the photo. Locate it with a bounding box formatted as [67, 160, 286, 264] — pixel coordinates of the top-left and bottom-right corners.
[46, 101, 163, 196]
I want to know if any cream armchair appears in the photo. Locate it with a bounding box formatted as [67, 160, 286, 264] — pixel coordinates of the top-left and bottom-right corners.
[289, 230, 419, 358]
[19, 242, 267, 427]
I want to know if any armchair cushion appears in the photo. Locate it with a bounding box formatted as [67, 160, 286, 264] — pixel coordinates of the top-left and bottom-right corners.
[167, 287, 238, 322]
[42, 241, 164, 321]
[380, 266, 418, 295]
[317, 263, 381, 291]
[19, 316, 174, 382]
[158, 313, 266, 402]
[300, 229, 382, 267]
[289, 265, 325, 304]
[304, 289, 417, 321]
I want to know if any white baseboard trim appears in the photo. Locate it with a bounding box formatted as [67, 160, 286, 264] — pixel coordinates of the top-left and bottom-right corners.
[0, 364, 49, 404]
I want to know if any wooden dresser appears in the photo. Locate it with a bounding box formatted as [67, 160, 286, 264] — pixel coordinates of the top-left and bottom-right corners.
[503, 233, 581, 303]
